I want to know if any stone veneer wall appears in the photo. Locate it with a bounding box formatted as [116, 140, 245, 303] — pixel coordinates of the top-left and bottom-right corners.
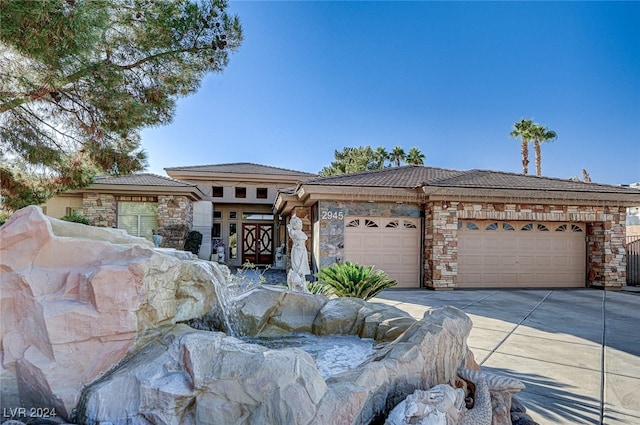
[83, 193, 116, 227]
[157, 196, 194, 249]
[157, 195, 193, 228]
[587, 222, 605, 284]
[316, 201, 421, 270]
[425, 202, 627, 289]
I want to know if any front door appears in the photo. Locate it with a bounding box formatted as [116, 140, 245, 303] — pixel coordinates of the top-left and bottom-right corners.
[242, 223, 273, 265]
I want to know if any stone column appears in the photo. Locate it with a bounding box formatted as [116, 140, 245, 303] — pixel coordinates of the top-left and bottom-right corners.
[424, 202, 458, 289]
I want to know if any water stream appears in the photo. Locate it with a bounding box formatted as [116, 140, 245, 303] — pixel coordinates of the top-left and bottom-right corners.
[240, 333, 375, 379]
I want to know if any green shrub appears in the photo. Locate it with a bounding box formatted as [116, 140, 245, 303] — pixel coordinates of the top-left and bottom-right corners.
[184, 230, 203, 255]
[306, 280, 335, 297]
[0, 212, 10, 227]
[314, 261, 397, 300]
[60, 211, 91, 225]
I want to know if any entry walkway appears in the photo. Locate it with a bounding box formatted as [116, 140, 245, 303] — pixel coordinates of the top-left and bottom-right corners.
[372, 289, 640, 425]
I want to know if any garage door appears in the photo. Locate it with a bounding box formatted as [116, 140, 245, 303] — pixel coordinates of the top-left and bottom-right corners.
[458, 221, 586, 288]
[344, 217, 421, 288]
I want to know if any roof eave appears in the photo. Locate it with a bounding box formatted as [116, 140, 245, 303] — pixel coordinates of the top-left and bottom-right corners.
[80, 183, 204, 201]
[293, 184, 425, 204]
[166, 169, 308, 184]
[422, 186, 640, 205]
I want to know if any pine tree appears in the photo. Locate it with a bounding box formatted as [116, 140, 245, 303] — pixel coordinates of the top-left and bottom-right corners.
[0, 0, 242, 210]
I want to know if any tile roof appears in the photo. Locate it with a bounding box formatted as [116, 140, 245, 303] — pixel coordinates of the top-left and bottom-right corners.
[430, 169, 639, 194]
[165, 162, 316, 177]
[300, 166, 464, 188]
[299, 166, 640, 194]
[92, 174, 197, 187]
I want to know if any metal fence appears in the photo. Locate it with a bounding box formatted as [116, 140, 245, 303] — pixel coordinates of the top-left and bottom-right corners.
[626, 236, 640, 285]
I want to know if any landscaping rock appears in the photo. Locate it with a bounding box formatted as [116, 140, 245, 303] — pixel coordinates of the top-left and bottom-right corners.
[0, 206, 224, 420]
[231, 286, 328, 336]
[75, 325, 328, 425]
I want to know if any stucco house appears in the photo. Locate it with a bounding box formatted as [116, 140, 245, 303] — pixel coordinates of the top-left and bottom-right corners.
[275, 165, 640, 290]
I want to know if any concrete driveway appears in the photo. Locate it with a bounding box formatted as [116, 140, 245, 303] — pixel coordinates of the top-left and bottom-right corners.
[371, 288, 640, 425]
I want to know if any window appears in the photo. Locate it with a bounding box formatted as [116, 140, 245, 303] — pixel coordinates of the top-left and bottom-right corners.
[212, 186, 224, 197]
[117, 202, 158, 241]
[65, 207, 83, 216]
[213, 210, 222, 219]
[556, 224, 567, 232]
[256, 188, 268, 199]
[486, 222, 498, 230]
[229, 223, 237, 259]
[235, 187, 246, 198]
[537, 224, 550, 231]
[211, 223, 221, 238]
[466, 222, 479, 230]
[242, 212, 274, 220]
[346, 219, 360, 228]
[403, 220, 417, 229]
[365, 219, 379, 228]
[503, 223, 515, 231]
[521, 223, 533, 231]
[386, 220, 399, 228]
[571, 224, 583, 232]
[230, 211, 237, 219]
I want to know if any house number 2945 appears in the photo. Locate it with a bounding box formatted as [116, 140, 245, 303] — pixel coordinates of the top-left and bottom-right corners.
[321, 210, 344, 220]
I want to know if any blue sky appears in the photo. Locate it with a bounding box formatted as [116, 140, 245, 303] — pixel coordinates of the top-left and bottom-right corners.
[141, 1, 640, 185]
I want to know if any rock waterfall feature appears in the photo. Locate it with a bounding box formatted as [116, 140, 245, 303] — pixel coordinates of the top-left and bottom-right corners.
[0, 206, 526, 425]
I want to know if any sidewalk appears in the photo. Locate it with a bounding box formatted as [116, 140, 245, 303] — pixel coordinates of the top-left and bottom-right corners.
[372, 289, 640, 425]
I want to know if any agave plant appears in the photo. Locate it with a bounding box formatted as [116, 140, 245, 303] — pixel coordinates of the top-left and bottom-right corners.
[314, 261, 397, 301]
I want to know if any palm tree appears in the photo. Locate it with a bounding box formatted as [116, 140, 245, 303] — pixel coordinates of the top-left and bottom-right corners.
[388, 145, 406, 167]
[406, 147, 425, 165]
[509, 118, 534, 174]
[531, 124, 557, 177]
[372, 147, 389, 169]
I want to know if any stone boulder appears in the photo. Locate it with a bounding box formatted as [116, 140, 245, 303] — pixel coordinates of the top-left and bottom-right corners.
[229, 287, 416, 341]
[230, 286, 328, 336]
[76, 325, 328, 425]
[312, 297, 417, 341]
[0, 206, 225, 420]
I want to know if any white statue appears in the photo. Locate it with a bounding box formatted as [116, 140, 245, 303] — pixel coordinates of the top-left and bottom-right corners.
[287, 216, 310, 292]
[275, 245, 285, 268]
[217, 245, 225, 262]
[387, 368, 523, 425]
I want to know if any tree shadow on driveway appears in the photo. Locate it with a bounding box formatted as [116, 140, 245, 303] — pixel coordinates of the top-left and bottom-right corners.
[484, 367, 601, 424]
